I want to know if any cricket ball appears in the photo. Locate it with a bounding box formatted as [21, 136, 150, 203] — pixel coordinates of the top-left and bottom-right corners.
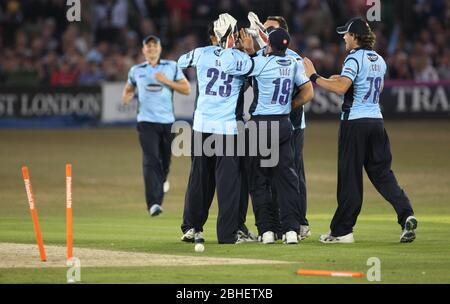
[194, 243, 205, 253]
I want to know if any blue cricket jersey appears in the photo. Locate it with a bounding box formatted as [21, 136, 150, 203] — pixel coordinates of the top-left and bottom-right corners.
[258, 47, 306, 129]
[177, 46, 246, 135]
[220, 49, 310, 117]
[340, 48, 387, 120]
[127, 60, 186, 123]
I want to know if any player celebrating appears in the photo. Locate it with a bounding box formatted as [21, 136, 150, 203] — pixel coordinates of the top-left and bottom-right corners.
[221, 27, 314, 244]
[303, 17, 417, 243]
[177, 14, 248, 244]
[122, 35, 190, 217]
[247, 12, 311, 241]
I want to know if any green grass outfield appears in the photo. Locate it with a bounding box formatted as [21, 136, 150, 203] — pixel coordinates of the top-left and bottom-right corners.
[0, 121, 449, 283]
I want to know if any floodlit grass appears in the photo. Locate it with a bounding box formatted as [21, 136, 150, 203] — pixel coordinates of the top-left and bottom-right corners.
[1, 121, 449, 283]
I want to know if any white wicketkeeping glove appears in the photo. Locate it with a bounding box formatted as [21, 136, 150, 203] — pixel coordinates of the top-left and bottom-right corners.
[213, 13, 238, 49]
[247, 11, 269, 48]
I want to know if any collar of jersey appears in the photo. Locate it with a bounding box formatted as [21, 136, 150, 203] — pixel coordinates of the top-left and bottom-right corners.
[266, 51, 286, 57]
[145, 59, 162, 67]
[350, 47, 373, 53]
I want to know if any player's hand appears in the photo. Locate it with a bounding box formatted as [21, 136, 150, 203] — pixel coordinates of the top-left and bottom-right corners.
[122, 92, 134, 105]
[239, 28, 255, 55]
[303, 57, 317, 78]
[330, 75, 340, 79]
[214, 13, 237, 49]
[155, 72, 169, 85]
[122, 83, 136, 104]
[247, 12, 268, 48]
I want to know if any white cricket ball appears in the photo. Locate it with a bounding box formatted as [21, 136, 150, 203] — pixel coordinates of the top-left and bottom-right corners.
[195, 243, 205, 253]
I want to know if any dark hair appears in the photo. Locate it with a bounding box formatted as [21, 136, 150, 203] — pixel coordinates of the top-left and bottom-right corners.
[352, 30, 376, 49]
[266, 16, 289, 32]
[270, 44, 286, 53]
[207, 22, 215, 38]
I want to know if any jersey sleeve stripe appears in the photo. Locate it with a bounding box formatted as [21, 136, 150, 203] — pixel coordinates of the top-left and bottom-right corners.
[343, 57, 360, 74]
[187, 49, 196, 68]
[243, 58, 255, 77]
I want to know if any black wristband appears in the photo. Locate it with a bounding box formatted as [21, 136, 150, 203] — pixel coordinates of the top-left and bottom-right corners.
[310, 73, 320, 83]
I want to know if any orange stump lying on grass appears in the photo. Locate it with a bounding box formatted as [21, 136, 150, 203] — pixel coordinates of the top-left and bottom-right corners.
[297, 269, 364, 278]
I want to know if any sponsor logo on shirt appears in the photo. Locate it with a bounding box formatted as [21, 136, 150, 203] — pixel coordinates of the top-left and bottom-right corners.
[367, 53, 379, 62]
[276, 59, 292, 66]
[145, 84, 163, 92]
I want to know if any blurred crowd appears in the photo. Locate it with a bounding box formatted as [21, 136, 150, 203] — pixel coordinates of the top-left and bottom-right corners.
[0, 0, 449, 86]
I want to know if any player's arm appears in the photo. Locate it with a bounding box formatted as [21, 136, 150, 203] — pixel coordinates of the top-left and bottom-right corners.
[122, 83, 136, 105]
[292, 57, 314, 109]
[303, 57, 352, 95]
[292, 82, 314, 109]
[157, 62, 191, 95]
[178, 48, 202, 69]
[220, 48, 255, 76]
[123, 67, 137, 104]
[292, 61, 314, 108]
[155, 73, 191, 95]
[122, 67, 136, 105]
[316, 76, 352, 95]
[315, 75, 352, 95]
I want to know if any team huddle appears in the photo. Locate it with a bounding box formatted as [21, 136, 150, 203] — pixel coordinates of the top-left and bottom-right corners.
[122, 12, 418, 246]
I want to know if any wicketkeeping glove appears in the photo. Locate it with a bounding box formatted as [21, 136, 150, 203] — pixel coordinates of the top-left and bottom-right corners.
[213, 13, 238, 49]
[247, 11, 269, 48]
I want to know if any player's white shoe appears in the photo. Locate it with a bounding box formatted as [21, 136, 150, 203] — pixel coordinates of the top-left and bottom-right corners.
[194, 231, 205, 244]
[163, 181, 170, 193]
[299, 225, 312, 240]
[246, 231, 258, 242]
[283, 231, 299, 244]
[237, 230, 258, 242]
[400, 216, 418, 243]
[319, 232, 355, 244]
[149, 204, 163, 217]
[260, 231, 275, 244]
[181, 228, 195, 243]
[235, 233, 246, 244]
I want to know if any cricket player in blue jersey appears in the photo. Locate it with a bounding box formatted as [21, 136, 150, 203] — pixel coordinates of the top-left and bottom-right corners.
[220, 27, 314, 244]
[247, 13, 311, 241]
[122, 35, 190, 217]
[177, 14, 250, 244]
[303, 17, 417, 243]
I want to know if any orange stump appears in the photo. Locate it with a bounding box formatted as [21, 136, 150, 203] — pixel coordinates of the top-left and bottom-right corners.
[66, 164, 73, 260]
[296, 269, 364, 278]
[21, 166, 46, 262]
